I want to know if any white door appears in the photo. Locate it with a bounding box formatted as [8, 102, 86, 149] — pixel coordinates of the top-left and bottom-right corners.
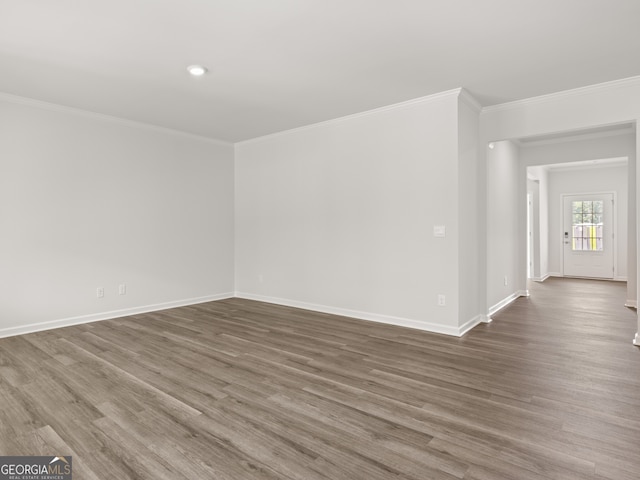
[562, 193, 614, 279]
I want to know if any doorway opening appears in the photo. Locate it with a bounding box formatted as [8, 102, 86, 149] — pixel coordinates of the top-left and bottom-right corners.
[526, 156, 627, 286]
[487, 122, 636, 320]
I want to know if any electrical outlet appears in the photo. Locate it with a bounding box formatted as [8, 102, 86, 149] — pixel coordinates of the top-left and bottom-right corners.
[97, 287, 104, 298]
[504, 276, 508, 286]
[437, 294, 446, 306]
[119, 284, 126, 295]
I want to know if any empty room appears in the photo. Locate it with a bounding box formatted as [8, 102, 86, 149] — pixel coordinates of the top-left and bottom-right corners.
[1, 1, 639, 479]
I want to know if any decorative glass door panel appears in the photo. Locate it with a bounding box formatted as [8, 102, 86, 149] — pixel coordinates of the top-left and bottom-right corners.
[571, 200, 603, 251]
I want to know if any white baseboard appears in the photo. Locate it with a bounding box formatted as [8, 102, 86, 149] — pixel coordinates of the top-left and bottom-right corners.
[458, 314, 490, 336]
[235, 291, 482, 337]
[0, 293, 234, 340]
[530, 274, 551, 282]
[488, 290, 529, 320]
[550, 272, 627, 282]
[1, 291, 493, 340]
[625, 300, 638, 308]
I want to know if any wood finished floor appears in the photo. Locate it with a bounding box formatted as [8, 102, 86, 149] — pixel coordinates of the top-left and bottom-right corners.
[1, 278, 639, 479]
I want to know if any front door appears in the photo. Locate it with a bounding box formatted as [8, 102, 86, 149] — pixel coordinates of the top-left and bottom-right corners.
[562, 193, 614, 279]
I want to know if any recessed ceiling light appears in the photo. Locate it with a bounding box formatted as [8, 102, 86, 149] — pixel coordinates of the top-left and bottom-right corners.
[488, 142, 495, 149]
[187, 65, 208, 76]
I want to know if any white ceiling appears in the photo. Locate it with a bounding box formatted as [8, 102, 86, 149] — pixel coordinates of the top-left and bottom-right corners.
[2, 0, 640, 142]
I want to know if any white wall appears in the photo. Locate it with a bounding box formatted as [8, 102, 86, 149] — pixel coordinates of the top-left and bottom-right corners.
[0, 96, 235, 336]
[547, 165, 628, 278]
[526, 179, 539, 277]
[457, 96, 482, 325]
[235, 91, 480, 335]
[486, 141, 521, 312]
[628, 151, 637, 306]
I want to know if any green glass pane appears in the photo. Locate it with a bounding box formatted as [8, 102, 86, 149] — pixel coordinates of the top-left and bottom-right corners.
[594, 213, 603, 224]
[573, 214, 582, 224]
[594, 201, 603, 214]
[583, 202, 593, 214]
[572, 202, 583, 214]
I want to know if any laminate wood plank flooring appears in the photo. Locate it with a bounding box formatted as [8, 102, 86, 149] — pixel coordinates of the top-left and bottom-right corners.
[1, 277, 639, 479]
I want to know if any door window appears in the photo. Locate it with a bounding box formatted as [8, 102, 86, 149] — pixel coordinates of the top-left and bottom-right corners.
[571, 200, 603, 251]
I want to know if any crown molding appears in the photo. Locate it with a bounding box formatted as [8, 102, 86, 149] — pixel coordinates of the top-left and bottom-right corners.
[237, 88, 462, 146]
[0, 91, 233, 147]
[518, 124, 635, 148]
[482, 75, 640, 114]
[458, 88, 482, 113]
[544, 156, 628, 173]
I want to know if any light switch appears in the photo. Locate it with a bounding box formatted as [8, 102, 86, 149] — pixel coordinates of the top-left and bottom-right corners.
[434, 225, 446, 238]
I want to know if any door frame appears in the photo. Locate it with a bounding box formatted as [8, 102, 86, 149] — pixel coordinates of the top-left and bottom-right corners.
[560, 191, 617, 279]
[527, 193, 534, 279]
